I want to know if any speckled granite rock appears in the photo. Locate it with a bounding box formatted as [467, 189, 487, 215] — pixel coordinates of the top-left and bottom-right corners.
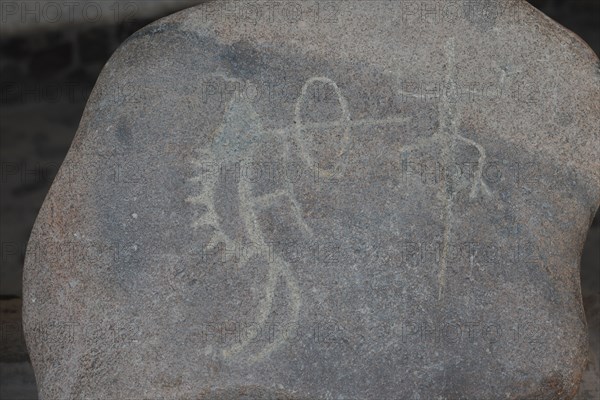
[23, 1, 600, 399]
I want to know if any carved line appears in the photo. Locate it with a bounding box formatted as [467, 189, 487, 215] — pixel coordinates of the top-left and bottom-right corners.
[187, 95, 303, 362]
[292, 77, 352, 179]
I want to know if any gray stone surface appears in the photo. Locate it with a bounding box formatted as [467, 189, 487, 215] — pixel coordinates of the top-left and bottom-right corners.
[23, 1, 600, 399]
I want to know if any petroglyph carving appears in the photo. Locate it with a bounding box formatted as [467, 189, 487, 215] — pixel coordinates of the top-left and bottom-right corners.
[24, 4, 600, 397]
[186, 92, 301, 362]
[186, 65, 494, 357]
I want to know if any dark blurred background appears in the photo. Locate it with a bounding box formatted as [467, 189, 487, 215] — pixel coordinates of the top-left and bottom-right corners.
[0, 0, 598, 398]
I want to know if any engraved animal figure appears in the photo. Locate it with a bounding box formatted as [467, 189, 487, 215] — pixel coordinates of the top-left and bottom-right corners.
[186, 60, 492, 360]
[186, 86, 305, 363]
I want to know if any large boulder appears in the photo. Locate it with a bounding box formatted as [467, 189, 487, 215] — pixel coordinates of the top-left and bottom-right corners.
[24, 1, 600, 398]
